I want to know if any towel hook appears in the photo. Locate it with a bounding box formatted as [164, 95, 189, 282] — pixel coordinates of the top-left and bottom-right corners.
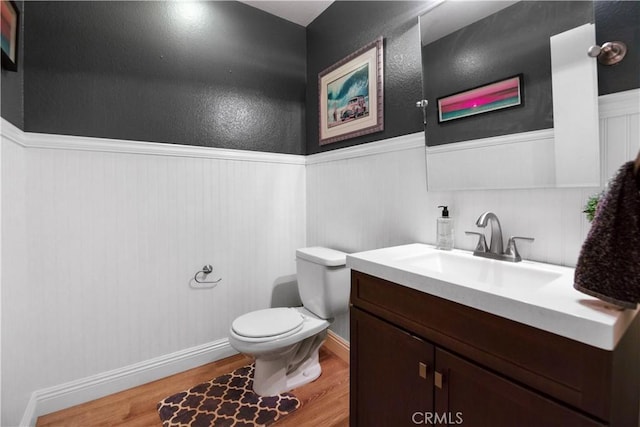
[194, 265, 222, 284]
[587, 41, 627, 65]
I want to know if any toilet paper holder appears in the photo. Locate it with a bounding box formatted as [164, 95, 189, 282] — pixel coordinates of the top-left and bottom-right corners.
[194, 265, 222, 284]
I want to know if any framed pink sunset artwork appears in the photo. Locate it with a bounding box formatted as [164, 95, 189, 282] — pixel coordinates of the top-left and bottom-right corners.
[437, 74, 523, 123]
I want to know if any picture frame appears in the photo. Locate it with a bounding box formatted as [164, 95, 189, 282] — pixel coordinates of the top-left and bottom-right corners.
[318, 37, 384, 145]
[437, 74, 523, 123]
[1, 0, 19, 71]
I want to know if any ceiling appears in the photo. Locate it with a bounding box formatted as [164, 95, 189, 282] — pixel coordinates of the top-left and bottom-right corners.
[240, 0, 334, 27]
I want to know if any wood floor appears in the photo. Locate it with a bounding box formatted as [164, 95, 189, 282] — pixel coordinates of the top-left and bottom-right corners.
[36, 346, 349, 427]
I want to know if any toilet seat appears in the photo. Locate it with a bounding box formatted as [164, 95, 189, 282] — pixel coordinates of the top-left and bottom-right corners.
[232, 308, 304, 342]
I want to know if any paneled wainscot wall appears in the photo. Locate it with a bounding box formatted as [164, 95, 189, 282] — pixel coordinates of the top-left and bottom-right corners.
[1, 121, 306, 426]
[306, 89, 639, 338]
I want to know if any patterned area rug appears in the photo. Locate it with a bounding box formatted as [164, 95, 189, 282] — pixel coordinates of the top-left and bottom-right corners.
[157, 364, 301, 427]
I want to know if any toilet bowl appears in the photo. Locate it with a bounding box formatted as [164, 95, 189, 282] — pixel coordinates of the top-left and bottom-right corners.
[228, 247, 349, 396]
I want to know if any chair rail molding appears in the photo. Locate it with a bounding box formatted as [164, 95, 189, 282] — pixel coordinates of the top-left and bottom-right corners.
[1, 118, 305, 165]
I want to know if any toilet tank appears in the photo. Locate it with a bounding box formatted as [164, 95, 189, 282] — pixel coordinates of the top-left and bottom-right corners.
[296, 247, 350, 319]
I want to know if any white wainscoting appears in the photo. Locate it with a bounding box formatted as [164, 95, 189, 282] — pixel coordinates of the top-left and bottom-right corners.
[426, 89, 639, 192]
[307, 89, 640, 340]
[599, 89, 640, 184]
[307, 134, 432, 339]
[1, 120, 306, 426]
[0, 119, 5, 426]
[426, 129, 557, 190]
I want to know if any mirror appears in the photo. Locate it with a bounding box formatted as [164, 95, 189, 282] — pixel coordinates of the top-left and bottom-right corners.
[419, 1, 600, 190]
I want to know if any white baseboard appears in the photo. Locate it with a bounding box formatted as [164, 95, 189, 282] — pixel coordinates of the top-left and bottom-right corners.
[20, 339, 236, 427]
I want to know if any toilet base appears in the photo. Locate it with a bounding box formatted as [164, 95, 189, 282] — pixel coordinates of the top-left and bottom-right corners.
[252, 330, 327, 396]
[284, 346, 322, 390]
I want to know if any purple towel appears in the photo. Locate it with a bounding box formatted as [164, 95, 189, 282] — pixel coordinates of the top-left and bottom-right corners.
[574, 161, 640, 309]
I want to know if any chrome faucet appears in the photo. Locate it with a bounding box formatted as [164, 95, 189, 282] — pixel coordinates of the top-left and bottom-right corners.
[466, 211, 534, 262]
[475, 211, 504, 255]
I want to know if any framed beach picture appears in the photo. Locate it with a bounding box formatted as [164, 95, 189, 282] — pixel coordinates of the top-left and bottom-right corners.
[1, 0, 19, 71]
[318, 37, 384, 145]
[437, 74, 523, 123]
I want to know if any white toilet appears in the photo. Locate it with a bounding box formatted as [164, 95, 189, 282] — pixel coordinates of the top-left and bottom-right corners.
[228, 247, 349, 396]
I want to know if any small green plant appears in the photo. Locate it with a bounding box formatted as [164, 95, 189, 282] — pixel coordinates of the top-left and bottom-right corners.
[583, 192, 603, 222]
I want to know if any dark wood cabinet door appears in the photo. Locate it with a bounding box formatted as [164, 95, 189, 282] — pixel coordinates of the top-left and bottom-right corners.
[434, 348, 605, 427]
[351, 307, 434, 427]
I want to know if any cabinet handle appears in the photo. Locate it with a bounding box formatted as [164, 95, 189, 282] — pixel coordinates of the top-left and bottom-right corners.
[435, 371, 443, 389]
[419, 362, 428, 379]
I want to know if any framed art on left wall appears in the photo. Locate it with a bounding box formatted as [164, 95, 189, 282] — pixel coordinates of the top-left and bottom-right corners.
[1, 0, 19, 71]
[318, 37, 384, 145]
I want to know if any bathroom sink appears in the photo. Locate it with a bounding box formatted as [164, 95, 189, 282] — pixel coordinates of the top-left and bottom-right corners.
[346, 243, 639, 350]
[398, 250, 562, 289]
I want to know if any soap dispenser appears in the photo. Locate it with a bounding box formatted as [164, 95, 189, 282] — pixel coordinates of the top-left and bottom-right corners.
[436, 205, 454, 250]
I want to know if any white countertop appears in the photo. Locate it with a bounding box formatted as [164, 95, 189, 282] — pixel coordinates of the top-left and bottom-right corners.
[347, 243, 638, 350]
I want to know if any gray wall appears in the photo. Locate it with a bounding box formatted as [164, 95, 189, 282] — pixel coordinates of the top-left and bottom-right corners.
[1, 1, 24, 129]
[3, 1, 637, 152]
[22, 1, 307, 154]
[305, 1, 426, 154]
[595, 1, 640, 95]
[420, 0, 639, 147]
[422, 1, 593, 146]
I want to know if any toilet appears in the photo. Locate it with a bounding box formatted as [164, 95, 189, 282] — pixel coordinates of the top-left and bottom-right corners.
[228, 247, 349, 396]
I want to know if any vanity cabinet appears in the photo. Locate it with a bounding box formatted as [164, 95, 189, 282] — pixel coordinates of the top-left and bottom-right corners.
[350, 271, 640, 427]
[351, 307, 434, 426]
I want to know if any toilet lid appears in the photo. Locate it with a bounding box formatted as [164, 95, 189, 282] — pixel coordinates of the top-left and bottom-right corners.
[232, 308, 304, 338]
